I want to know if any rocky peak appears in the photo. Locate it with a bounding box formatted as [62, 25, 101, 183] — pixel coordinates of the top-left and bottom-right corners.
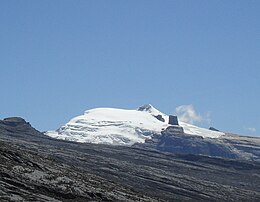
[0, 117, 43, 139]
[2, 117, 28, 127]
[137, 104, 154, 112]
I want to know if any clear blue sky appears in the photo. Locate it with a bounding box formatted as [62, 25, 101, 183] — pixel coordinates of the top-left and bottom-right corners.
[0, 0, 259, 136]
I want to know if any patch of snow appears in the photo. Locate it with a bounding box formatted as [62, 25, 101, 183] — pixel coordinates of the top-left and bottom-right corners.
[179, 122, 223, 138]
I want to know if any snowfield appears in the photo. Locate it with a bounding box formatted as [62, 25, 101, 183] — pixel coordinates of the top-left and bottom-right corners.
[45, 104, 224, 145]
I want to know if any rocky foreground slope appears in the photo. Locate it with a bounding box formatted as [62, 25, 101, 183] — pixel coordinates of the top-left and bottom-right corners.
[1, 117, 260, 201]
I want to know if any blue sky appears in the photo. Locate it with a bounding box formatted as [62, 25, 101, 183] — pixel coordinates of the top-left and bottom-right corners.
[0, 0, 259, 136]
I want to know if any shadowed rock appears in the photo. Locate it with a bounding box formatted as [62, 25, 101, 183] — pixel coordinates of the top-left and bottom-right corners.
[168, 115, 179, 125]
[2, 117, 27, 127]
[153, 114, 165, 122]
[209, 127, 220, 132]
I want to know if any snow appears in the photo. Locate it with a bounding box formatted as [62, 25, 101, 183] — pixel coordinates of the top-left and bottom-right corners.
[45, 104, 224, 145]
[179, 121, 223, 138]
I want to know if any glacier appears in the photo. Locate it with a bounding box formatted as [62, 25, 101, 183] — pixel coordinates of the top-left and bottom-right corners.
[45, 104, 224, 145]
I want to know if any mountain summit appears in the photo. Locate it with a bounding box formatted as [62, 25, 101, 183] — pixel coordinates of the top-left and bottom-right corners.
[137, 104, 163, 115]
[45, 105, 224, 145]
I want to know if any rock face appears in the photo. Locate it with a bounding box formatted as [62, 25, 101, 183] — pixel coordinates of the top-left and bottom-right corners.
[165, 115, 184, 135]
[209, 127, 220, 131]
[137, 104, 153, 111]
[153, 114, 165, 122]
[1, 117, 260, 201]
[163, 125, 184, 134]
[168, 115, 179, 125]
[138, 126, 260, 161]
[3, 117, 27, 124]
[0, 117, 42, 141]
[157, 134, 239, 159]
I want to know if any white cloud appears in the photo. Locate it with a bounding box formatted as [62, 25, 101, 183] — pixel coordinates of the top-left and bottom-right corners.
[175, 105, 203, 124]
[246, 127, 256, 132]
[175, 104, 211, 125]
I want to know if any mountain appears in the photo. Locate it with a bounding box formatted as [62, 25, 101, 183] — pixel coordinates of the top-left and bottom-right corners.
[45, 104, 224, 145]
[1, 117, 260, 201]
[45, 104, 260, 161]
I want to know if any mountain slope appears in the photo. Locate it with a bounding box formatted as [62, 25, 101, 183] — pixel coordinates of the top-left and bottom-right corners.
[1, 117, 260, 201]
[45, 104, 224, 145]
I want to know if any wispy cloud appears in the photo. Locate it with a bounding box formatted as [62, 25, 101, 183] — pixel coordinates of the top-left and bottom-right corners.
[175, 105, 211, 125]
[246, 127, 256, 132]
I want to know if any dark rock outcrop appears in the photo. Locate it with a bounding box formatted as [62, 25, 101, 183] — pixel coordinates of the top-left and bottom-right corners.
[137, 104, 153, 112]
[168, 115, 179, 125]
[163, 125, 184, 134]
[3, 117, 27, 125]
[209, 127, 220, 131]
[153, 114, 165, 122]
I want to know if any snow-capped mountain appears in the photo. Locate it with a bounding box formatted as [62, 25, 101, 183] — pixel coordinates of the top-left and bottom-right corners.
[45, 104, 224, 145]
